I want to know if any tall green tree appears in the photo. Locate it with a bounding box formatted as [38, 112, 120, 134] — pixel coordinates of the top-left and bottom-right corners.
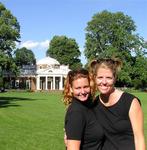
[131, 50, 147, 89]
[84, 10, 139, 60]
[0, 2, 20, 88]
[46, 35, 82, 70]
[84, 10, 147, 88]
[14, 47, 36, 66]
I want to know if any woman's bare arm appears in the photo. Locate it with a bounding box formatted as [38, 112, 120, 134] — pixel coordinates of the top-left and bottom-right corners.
[129, 98, 146, 150]
[66, 140, 81, 150]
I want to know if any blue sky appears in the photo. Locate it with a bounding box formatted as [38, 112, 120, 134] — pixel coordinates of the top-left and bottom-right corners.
[1, 0, 147, 64]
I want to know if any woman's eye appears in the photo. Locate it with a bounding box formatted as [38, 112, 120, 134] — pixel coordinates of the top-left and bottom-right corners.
[97, 77, 103, 79]
[84, 86, 89, 89]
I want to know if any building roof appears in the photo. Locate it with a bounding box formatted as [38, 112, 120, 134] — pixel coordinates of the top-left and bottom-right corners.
[37, 56, 60, 65]
[36, 56, 70, 76]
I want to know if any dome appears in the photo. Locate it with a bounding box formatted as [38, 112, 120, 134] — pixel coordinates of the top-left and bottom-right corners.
[37, 57, 60, 65]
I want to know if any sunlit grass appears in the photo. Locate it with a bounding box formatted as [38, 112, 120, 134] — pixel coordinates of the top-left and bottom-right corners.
[0, 91, 66, 150]
[0, 91, 146, 150]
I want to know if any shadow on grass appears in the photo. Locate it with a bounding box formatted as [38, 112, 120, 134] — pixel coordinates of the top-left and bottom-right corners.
[0, 96, 36, 108]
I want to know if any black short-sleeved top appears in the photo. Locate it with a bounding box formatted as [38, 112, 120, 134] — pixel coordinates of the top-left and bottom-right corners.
[94, 92, 140, 150]
[65, 97, 104, 150]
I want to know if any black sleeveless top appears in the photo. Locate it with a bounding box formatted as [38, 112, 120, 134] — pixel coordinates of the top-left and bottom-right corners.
[65, 97, 105, 150]
[94, 92, 140, 150]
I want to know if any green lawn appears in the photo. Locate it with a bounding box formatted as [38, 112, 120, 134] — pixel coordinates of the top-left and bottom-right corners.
[0, 91, 66, 150]
[133, 92, 147, 141]
[0, 91, 146, 150]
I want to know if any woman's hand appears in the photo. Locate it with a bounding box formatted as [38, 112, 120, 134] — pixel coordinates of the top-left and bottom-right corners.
[64, 132, 68, 147]
[63, 130, 81, 150]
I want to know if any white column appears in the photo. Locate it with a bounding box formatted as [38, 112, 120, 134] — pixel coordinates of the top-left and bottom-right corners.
[51, 78, 53, 90]
[59, 76, 63, 90]
[45, 76, 48, 90]
[29, 79, 31, 90]
[53, 76, 55, 90]
[36, 76, 40, 90]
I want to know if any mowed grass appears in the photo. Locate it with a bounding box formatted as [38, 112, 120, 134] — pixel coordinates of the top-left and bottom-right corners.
[0, 91, 66, 150]
[133, 92, 147, 141]
[0, 91, 147, 150]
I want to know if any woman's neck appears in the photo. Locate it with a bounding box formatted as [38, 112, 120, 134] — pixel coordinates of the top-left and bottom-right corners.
[99, 88, 123, 107]
[99, 88, 116, 105]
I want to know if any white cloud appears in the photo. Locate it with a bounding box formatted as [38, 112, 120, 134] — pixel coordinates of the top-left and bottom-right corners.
[19, 40, 50, 49]
[40, 40, 50, 48]
[20, 41, 39, 49]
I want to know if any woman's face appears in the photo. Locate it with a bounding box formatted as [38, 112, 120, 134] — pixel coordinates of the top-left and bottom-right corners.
[95, 67, 115, 95]
[70, 77, 90, 101]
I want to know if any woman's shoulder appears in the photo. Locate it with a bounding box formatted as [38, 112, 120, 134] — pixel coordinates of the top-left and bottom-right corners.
[118, 92, 141, 113]
[67, 98, 89, 113]
[123, 92, 141, 105]
[122, 91, 135, 98]
[121, 92, 140, 102]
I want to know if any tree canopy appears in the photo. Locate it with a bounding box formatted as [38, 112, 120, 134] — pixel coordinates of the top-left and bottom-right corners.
[0, 2, 20, 85]
[84, 10, 147, 88]
[0, 2, 20, 87]
[14, 47, 36, 66]
[46, 35, 82, 70]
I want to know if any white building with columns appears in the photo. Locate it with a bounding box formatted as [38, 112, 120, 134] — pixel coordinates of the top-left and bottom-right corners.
[36, 56, 70, 91]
